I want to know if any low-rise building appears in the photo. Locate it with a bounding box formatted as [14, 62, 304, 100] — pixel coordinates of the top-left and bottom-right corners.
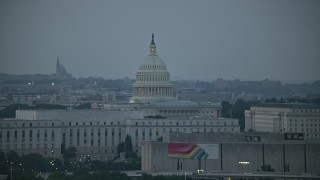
[141, 132, 320, 174]
[245, 103, 320, 140]
[0, 109, 239, 161]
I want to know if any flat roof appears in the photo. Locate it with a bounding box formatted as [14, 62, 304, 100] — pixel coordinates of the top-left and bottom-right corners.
[145, 101, 220, 107]
[253, 103, 319, 109]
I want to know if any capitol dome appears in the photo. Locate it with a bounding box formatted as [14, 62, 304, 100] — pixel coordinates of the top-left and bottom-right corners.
[139, 55, 167, 70]
[130, 34, 175, 103]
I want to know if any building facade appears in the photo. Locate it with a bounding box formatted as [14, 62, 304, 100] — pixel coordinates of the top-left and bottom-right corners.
[0, 109, 239, 161]
[142, 132, 320, 174]
[245, 103, 320, 140]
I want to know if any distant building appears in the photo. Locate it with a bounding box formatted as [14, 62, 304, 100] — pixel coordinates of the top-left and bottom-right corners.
[142, 132, 320, 174]
[55, 56, 73, 80]
[0, 109, 239, 161]
[131, 34, 175, 103]
[214, 78, 281, 90]
[245, 103, 320, 140]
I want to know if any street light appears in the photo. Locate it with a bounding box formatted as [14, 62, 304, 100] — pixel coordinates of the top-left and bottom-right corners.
[10, 162, 13, 180]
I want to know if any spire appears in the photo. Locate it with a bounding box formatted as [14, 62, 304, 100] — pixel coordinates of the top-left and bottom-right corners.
[151, 33, 155, 45]
[149, 33, 156, 55]
[56, 56, 60, 72]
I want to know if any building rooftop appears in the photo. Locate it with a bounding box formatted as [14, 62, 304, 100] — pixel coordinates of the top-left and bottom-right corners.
[253, 103, 320, 109]
[145, 101, 220, 107]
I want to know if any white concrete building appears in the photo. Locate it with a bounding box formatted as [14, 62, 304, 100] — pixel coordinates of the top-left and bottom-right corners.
[245, 103, 320, 140]
[0, 109, 239, 161]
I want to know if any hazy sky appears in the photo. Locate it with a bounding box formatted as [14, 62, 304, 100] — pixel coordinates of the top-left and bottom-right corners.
[0, 0, 319, 83]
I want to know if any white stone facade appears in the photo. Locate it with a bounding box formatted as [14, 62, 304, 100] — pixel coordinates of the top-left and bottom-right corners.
[0, 110, 239, 161]
[245, 104, 320, 140]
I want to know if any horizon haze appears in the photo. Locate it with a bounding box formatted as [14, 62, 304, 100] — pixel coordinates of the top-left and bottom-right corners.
[0, 0, 320, 83]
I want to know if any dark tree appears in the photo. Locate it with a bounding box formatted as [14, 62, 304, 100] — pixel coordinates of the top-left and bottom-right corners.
[124, 135, 133, 153]
[34, 103, 66, 110]
[7, 150, 20, 163]
[63, 147, 77, 165]
[117, 142, 125, 154]
[74, 103, 91, 109]
[221, 101, 232, 118]
[0, 104, 30, 118]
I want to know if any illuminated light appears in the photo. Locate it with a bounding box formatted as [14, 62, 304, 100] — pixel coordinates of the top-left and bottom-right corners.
[238, 161, 250, 165]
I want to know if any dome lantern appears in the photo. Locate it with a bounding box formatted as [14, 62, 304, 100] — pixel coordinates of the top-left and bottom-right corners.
[149, 33, 157, 55]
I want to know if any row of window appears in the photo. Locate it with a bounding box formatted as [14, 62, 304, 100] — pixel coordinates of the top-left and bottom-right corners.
[2, 120, 237, 128]
[288, 123, 319, 127]
[1, 122, 56, 128]
[288, 128, 319, 132]
[134, 121, 235, 126]
[0, 130, 55, 138]
[292, 109, 320, 113]
[146, 110, 214, 114]
[136, 127, 236, 135]
[136, 76, 169, 82]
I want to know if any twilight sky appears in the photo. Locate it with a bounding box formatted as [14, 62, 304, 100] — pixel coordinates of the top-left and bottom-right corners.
[0, 0, 319, 83]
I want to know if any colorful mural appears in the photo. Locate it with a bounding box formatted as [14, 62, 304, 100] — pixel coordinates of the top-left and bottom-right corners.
[167, 143, 219, 160]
